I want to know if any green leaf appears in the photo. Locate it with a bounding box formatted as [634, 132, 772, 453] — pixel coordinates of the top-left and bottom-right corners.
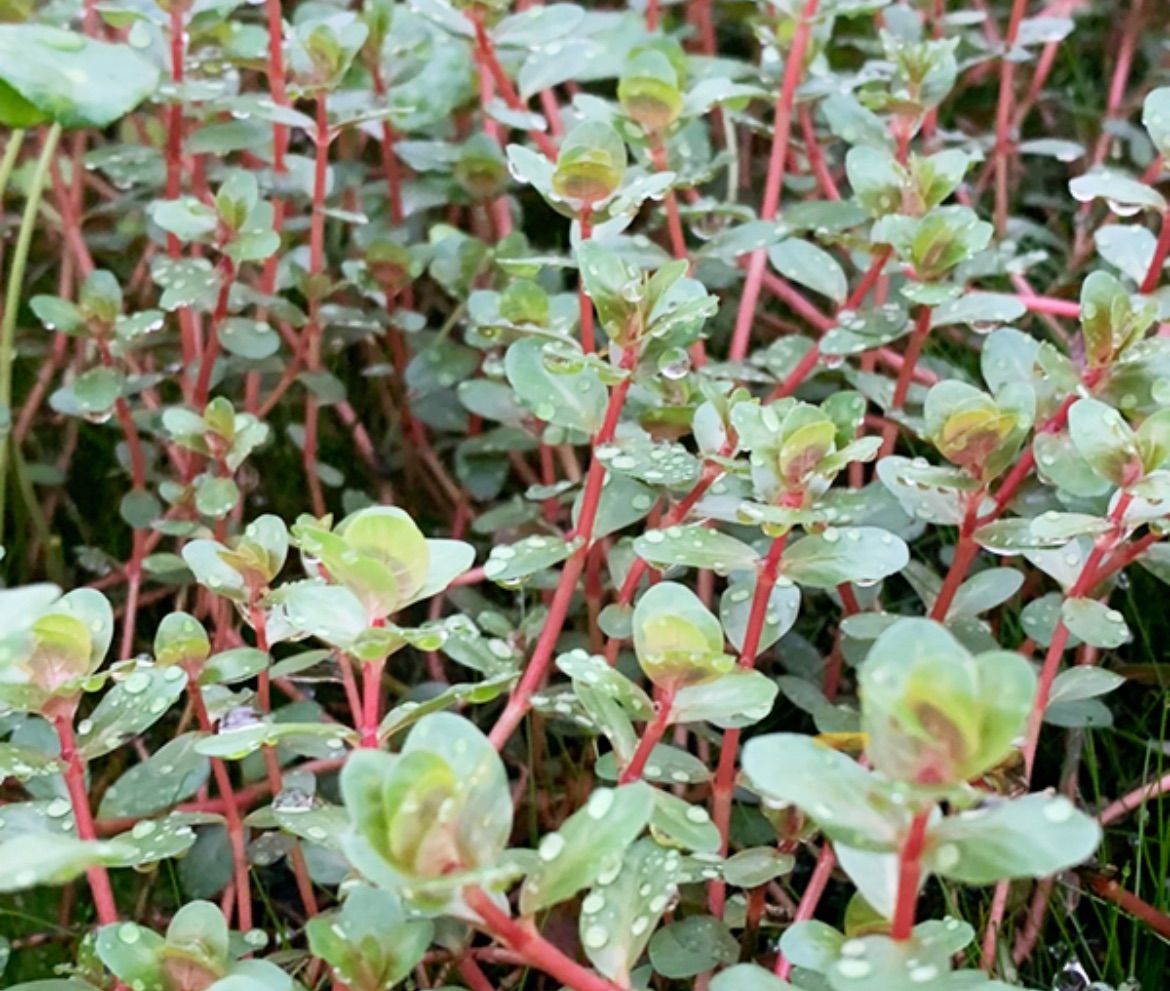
[504, 337, 606, 434]
[201, 648, 269, 686]
[648, 916, 738, 979]
[1143, 87, 1170, 158]
[30, 296, 85, 336]
[579, 838, 680, 984]
[944, 568, 1024, 620]
[649, 790, 720, 853]
[1047, 666, 1126, 707]
[930, 292, 1026, 331]
[633, 523, 759, 574]
[0, 742, 60, 783]
[925, 794, 1102, 884]
[78, 666, 189, 759]
[1067, 397, 1142, 486]
[1061, 597, 1132, 648]
[632, 581, 732, 688]
[0, 26, 159, 128]
[1070, 169, 1165, 214]
[780, 527, 909, 589]
[722, 847, 795, 888]
[149, 197, 218, 241]
[195, 477, 240, 519]
[720, 576, 800, 653]
[98, 733, 209, 819]
[195, 720, 353, 761]
[671, 668, 778, 729]
[95, 922, 166, 991]
[0, 833, 134, 892]
[769, 239, 847, 305]
[520, 782, 654, 914]
[1095, 224, 1156, 284]
[859, 618, 1035, 785]
[482, 533, 575, 585]
[306, 886, 433, 991]
[711, 965, 795, 991]
[742, 734, 907, 851]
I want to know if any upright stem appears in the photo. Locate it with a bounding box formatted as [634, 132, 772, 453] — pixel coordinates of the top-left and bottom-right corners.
[489, 350, 637, 750]
[0, 123, 61, 547]
[619, 688, 675, 783]
[0, 130, 25, 206]
[1021, 491, 1133, 775]
[774, 844, 836, 977]
[1140, 209, 1170, 294]
[469, 14, 558, 160]
[264, 0, 289, 174]
[709, 532, 789, 915]
[577, 208, 594, 352]
[54, 712, 119, 926]
[929, 494, 982, 621]
[879, 306, 932, 457]
[993, 0, 1029, 235]
[187, 679, 254, 930]
[303, 92, 330, 516]
[891, 808, 932, 940]
[728, 0, 820, 362]
[360, 658, 386, 749]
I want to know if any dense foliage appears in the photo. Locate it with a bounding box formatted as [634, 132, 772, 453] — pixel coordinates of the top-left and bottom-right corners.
[1, 0, 1169, 989]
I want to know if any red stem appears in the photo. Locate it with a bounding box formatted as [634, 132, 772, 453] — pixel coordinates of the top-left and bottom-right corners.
[187, 679, 254, 930]
[929, 494, 983, 621]
[1021, 492, 1133, 775]
[470, 15, 559, 160]
[619, 689, 675, 783]
[301, 91, 331, 516]
[1140, 209, 1170, 294]
[709, 532, 789, 915]
[879, 306, 932, 457]
[360, 658, 385, 749]
[192, 261, 235, 410]
[264, 0, 288, 173]
[463, 887, 622, 991]
[891, 808, 933, 940]
[1084, 873, 1170, 941]
[774, 844, 837, 978]
[54, 713, 119, 926]
[728, 0, 821, 361]
[578, 208, 594, 352]
[489, 351, 637, 749]
[764, 248, 893, 402]
[993, 0, 1029, 235]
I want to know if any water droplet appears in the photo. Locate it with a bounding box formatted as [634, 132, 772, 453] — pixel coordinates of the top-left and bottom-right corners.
[935, 843, 960, 869]
[1043, 797, 1074, 823]
[538, 833, 565, 861]
[909, 964, 939, 982]
[684, 806, 709, 824]
[118, 923, 141, 944]
[582, 892, 605, 914]
[657, 347, 691, 381]
[132, 820, 157, 839]
[587, 789, 615, 819]
[583, 925, 608, 948]
[835, 959, 872, 979]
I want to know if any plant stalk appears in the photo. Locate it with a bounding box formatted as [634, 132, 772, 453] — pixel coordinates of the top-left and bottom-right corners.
[0, 122, 61, 547]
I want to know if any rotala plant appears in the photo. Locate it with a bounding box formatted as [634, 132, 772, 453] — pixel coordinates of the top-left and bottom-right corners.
[5, 1, 1170, 990]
